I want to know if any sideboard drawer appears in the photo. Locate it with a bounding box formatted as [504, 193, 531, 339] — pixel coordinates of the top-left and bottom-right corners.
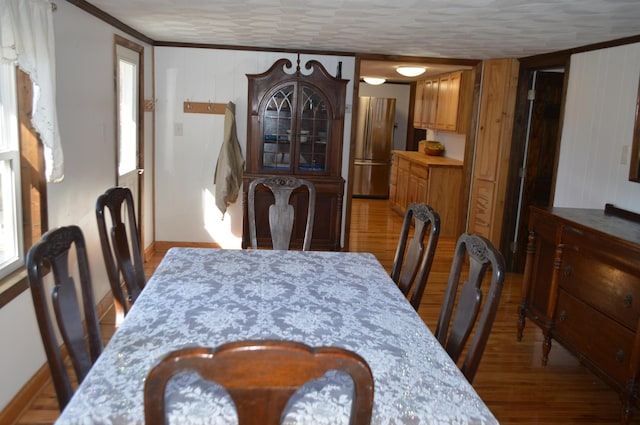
[555, 289, 634, 385]
[560, 227, 640, 331]
[520, 206, 640, 423]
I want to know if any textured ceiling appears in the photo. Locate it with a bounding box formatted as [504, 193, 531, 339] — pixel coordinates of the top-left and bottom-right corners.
[84, 0, 640, 80]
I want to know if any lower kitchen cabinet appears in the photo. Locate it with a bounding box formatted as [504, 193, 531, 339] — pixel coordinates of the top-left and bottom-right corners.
[518, 205, 640, 424]
[389, 151, 463, 238]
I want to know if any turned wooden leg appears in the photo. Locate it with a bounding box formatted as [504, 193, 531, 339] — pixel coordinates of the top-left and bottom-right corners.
[517, 231, 536, 342]
[542, 333, 551, 366]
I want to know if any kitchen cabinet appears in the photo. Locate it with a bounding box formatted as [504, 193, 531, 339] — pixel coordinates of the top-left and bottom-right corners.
[242, 57, 347, 250]
[389, 151, 463, 237]
[413, 77, 439, 129]
[518, 206, 640, 424]
[413, 70, 472, 133]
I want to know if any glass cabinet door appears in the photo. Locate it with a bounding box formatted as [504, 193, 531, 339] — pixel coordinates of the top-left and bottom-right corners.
[262, 85, 294, 169]
[298, 85, 329, 172]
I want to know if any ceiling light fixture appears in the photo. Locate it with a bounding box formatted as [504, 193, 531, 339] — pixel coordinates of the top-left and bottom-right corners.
[363, 77, 386, 85]
[396, 66, 426, 77]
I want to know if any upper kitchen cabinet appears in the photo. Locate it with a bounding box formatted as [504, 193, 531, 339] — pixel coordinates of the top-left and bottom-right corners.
[243, 58, 348, 251]
[413, 70, 473, 134]
[413, 77, 439, 129]
[245, 57, 347, 176]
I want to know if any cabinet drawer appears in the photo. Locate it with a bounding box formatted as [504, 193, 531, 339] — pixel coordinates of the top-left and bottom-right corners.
[410, 163, 428, 179]
[555, 289, 634, 385]
[560, 227, 640, 331]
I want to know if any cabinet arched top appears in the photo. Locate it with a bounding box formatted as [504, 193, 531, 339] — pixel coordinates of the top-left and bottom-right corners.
[247, 57, 348, 117]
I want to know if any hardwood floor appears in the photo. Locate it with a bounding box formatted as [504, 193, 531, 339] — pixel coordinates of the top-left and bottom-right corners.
[14, 198, 638, 424]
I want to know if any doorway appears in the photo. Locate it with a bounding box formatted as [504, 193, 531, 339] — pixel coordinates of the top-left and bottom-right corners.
[504, 66, 566, 272]
[115, 36, 144, 242]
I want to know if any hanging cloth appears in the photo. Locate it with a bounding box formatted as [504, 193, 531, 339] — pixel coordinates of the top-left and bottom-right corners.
[1, 0, 64, 182]
[214, 101, 244, 218]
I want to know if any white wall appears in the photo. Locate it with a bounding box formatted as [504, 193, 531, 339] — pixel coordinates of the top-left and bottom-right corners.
[554, 42, 640, 212]
[154, 48, 355, 248]
[0, 1, 154, 411]
[358, 82, 411, 151]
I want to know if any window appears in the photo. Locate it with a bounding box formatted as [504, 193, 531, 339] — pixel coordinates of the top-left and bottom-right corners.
[0, 65, 47, 308]
[0, 62, 24, 280]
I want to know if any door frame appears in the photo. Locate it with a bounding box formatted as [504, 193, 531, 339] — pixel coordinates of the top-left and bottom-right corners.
[114, 35, 145, 245]
[500, 53, 570, 272]
[344, 54, 481, 250]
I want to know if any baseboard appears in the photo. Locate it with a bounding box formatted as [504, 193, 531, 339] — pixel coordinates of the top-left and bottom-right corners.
[0, 241, 222, 424]
[143, 241, 155, 262]
[154, 241, 221, 252]
[0, 362, 51, 425]
[0, 274, 120, 424]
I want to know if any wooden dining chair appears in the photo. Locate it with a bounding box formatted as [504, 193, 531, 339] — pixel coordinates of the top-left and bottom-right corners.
[96, 186, 146, 323]
[390, 202, 441, 311]
[26, 225, 103, 411]
[434, 233, 505, 383]
[144, 340, 374, 425]
[248, 176, 316, 251]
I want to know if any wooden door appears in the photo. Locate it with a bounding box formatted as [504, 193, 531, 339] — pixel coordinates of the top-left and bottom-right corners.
[115, 37, 144, 246]
[467, 59, 519, 246]
[436, 72, 461, 131]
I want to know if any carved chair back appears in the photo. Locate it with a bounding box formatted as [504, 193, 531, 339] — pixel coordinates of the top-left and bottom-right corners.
[390, 202, 441, 310]
[434, 233, 505, 383]
[26, 225, 103, 410]
[96, 186, 146, 322]
[248, 176, 316, 251]
[144, 340, 374, 425]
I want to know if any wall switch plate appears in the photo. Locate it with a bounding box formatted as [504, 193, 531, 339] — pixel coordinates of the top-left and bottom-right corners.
[174, 122, 183, 137]
[621, 145, 630, 165]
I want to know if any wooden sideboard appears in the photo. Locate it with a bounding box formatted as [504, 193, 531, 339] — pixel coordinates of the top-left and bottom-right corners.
[518, 206, 640, 424]
[389, 151, 464, 238]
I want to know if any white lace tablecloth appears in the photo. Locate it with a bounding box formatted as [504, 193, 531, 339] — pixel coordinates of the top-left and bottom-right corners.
[56, 248, 498, 425]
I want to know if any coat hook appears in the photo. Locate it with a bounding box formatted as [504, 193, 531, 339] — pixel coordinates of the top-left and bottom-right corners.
[186, 99, 192, 110]
[207, 101, 212, 111]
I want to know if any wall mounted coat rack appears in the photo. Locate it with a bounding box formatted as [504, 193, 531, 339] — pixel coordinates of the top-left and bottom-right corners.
[183, 101, 226, 115]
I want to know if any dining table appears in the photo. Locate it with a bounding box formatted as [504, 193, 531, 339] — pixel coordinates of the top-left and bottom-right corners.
[55, 247, 498, 425]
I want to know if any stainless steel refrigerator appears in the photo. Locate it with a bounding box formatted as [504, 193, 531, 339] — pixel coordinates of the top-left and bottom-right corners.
[353, 96, 396, 198]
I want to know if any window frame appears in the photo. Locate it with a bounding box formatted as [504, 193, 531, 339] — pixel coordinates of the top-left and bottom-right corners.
[0, 67, 48, 308]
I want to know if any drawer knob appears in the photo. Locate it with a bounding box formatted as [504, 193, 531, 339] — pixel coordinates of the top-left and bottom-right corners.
[559, 310, 568, 322]
[563, 265, 572, 276]
[616, 349, 625, 363]
[624, 295, 633, 307]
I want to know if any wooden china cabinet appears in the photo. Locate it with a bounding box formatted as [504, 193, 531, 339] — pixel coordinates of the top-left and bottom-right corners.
[242, 57, 348, 250]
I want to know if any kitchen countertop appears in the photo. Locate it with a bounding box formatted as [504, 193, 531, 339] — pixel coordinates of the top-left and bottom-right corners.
[392, 150, 463, 167]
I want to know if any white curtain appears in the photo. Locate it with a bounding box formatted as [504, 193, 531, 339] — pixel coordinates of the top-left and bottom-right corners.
[0, 0, 64, 182]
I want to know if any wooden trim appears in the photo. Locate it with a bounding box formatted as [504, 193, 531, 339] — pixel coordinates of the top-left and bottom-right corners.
[0, 68, 48, 308]
[65, 0, 154, 45]
[0, 360, 51, 425]
[155, 41, 357, 57]
[143, 241, 156, 262]
[0, 271, 28, 309]
[520, 34, 640, 68]
[183, 101, 226, 115]
[0, 290, 115, 425]
[154, 241, 222, 252]
[629, 74, 640, 182]
[605, 203, 640, 223]
[114, 35, 147, 259]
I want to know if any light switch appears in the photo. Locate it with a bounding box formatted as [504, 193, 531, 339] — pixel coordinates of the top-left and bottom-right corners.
[174, 122, 183, 137]
[621, 145, 630, 165]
